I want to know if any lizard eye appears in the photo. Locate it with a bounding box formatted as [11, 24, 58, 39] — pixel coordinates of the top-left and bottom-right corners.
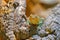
[13, 2, 19, 9]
